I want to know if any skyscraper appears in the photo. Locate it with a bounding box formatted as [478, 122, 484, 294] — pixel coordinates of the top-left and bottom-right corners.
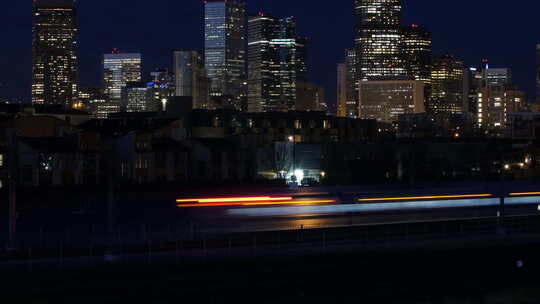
[32, 0, 79, 106]
[204, 0, 246, 110]
[429, 55, 464, 114]
[337, 63, 348, 117]
[103, 51, 141, 114]
[354, 0, 405, 81]
[337, 49, 359, 118]
[247, 14, 309, 112]
[402, 24, 432, 83]
[173, 50, 210, 109]
[345, 49, 358, 117]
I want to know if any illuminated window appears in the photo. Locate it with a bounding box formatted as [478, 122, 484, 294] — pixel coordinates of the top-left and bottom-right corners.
[0, 154, 3, 167]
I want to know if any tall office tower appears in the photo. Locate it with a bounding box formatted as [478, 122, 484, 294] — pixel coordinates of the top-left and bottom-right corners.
[247, 13, 282, 112]
[463, 66, 483, 114]
[345, 49, 358, 117]
[337, 49, 359, 118]
[294, 36, 309, 82]
[402, 24, 432, 82]
[247, 14, 309, 112]
[429, 55, 464, 114]
[32, 0, 79, 106]
[173, 50, 210, 109]
[337, 63, 348, 117]
[204, 0, 246, 110]
[103, 51, 141, 113]
[354, 0, 405, 80]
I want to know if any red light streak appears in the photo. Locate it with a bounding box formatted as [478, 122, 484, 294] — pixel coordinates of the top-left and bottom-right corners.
[176, 196, 336, 208]
[176, 196, 293, 204]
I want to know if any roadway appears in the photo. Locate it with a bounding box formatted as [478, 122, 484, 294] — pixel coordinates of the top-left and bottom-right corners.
[6, 181, 540, 249]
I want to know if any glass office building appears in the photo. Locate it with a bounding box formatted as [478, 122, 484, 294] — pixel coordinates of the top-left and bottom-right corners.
[402, 24, 432, 83]
[103, 52, 141, 101]
[345, 49, 358, 117]
[173, 50, 210, 109]
[430, 55, 464, 114]
[32, 0, 79, 106]
[247, 14, 309, 112]
[354, 0, 405, 80]
[204, 0, 246, 110]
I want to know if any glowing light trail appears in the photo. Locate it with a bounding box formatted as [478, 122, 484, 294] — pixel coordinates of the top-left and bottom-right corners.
[358, 194, 492, 202]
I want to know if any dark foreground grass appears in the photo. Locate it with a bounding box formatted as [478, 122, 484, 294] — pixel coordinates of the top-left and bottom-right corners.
[2, 243, 540, 303]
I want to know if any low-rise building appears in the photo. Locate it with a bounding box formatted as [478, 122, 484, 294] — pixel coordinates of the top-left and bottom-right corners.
[359, 80, 425, 123]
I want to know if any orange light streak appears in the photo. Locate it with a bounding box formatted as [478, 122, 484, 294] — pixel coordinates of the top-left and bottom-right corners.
[358, 194, 492, 202]
[177, 199, 336, 208]
[510, 192, 540, 196]
[242, 200, 336, 206]
[176, 196, 293, 204]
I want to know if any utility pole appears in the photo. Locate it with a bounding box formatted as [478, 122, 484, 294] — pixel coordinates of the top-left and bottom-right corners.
[6, 129, 17, 250]
[290, 123, 298, 187]
[104, 137, 117, 261]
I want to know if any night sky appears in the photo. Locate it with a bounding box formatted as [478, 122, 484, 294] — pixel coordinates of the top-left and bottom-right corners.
[2, 1, 538, 106]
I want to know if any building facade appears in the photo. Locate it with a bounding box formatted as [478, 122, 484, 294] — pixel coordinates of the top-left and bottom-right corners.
[337, 49, 359, 118]
[483, 68, 512, 86]
[477, 85, 525, 130]
[147, 69, 174, 112]
[354, 0, 405, 80]
[337, 63, 348, 117]
[296, 82, 325, 112]
[103, 51, 142, 115]
[402, 24, 432, 83]
[429, 55, 464, 114]
[204, 0, 246, 110]
[173, 51, 210, 109]
[359, 80, 425, 123]
[32, 0, 79, 106]
[247, 14, 309, 113]
[121, 82, 155, 113]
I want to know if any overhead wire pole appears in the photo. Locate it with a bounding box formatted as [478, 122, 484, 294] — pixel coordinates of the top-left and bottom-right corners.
[104, 136, 118, 261]
[6, 129, 17, 250]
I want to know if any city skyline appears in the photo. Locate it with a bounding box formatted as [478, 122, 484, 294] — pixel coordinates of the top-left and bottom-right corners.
[2, 1, 539, 107]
